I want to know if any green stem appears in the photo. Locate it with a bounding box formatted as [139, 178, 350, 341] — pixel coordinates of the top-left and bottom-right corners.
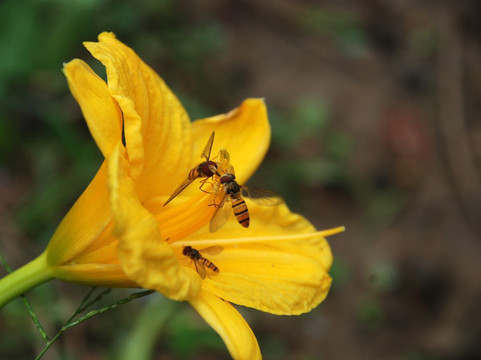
[0, 252, 54, 309]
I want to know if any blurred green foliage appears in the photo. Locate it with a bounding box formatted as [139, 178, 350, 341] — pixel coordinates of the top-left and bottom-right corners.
[356, 293, 384, 329]
[116, 295, 225, 360]
[252, 97, 354, 211]
[298, 7, 369, 56]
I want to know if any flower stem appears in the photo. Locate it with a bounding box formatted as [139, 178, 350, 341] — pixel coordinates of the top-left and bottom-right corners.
[0, 252, 54, 309]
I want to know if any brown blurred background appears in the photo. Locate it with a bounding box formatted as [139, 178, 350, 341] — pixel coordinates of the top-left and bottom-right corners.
[1, 0, 481, 359]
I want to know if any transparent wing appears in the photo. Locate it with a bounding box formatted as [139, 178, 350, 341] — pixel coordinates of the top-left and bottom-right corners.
[211, 176, 222, 196]
[201, 131, 215, 160]
[193, 260, 207, 279]
[200, 246, 224, 256]
[242, 186, 284, 206]
[219, 148, 230, 162]
[209, 195, 232, 232]
[218, 148, 234, 175]
[180, 257, 191, 267]
[163, 174, 199, 206]
[225, 164, 235, 175]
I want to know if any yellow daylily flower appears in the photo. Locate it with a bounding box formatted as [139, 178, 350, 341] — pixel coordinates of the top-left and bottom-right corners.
[0, 32, 344, 360]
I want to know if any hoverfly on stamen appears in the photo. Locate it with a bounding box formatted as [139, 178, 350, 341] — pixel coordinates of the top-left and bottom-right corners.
[182, 245, 223, 279]
[163, 132, 220, 206]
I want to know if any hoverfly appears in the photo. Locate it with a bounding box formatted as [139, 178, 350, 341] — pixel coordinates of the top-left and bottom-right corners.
[210, 154, 283, 232]
[183, 245, 223, 279]
[163, 132, 219, 206]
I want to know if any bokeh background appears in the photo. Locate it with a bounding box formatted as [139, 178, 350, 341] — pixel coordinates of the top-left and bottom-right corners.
[1, 0, 481, 359]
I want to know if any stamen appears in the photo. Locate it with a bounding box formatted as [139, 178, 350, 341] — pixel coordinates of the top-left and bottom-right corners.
[169, 226, 345, 249]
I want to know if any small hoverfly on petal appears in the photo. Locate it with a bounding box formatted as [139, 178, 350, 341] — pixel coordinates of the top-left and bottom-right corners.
[164, 132, 220, 206]
[210, 150, 283, 232]
[183, 245, 223, 279]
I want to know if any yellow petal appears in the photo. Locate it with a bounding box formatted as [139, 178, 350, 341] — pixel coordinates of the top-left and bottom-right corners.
[191, 98, 270, 185]
[189, 291, 261, 360]
[108, 144, 201, 300]
[153, 192, 218, 243]
[84, 32, 192, 200]
[178, 203, 338, 315]
[46, 162, 111, 267]
[69, 222, 118, 264]
[52, 263, 136, 288]
[63, 59, 122, 158]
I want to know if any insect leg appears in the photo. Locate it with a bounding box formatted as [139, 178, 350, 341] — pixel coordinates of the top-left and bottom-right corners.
[198, 177, 216, 194]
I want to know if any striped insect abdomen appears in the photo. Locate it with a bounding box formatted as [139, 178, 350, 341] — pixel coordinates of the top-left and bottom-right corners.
[231, 196, 250, 227]
[200, 258, 219, 272]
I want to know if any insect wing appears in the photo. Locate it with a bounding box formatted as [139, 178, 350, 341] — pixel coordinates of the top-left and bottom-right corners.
[201, 131, 215, 160]
[217, 148, 234, 175]
[193, 260, 208, 279]
[219, 148, 230, 163]
[209, 194, 232, 232]
[225, 164, 235, 176]
[163, 175, 199, 206]
[242, 186, 283, 206]
[200, 246, 224, 256]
